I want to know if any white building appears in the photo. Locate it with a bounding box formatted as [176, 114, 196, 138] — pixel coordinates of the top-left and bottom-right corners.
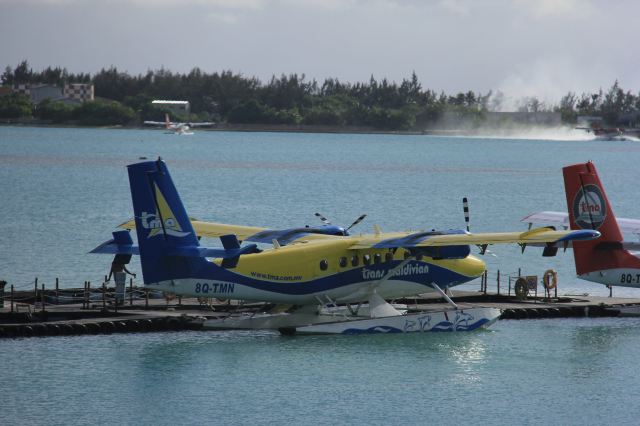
[151, 100, 190, 115]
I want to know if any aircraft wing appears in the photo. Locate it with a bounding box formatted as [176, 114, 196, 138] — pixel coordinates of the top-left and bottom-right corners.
[119, 218, 267, 241]
[118, 219, 337, 244]
[188, 122, 214, 127]
[143, 120, 166, 126]
[348, 227, 599, 249]
[521, 211, 571, 229]
[522, 211, 640, 234]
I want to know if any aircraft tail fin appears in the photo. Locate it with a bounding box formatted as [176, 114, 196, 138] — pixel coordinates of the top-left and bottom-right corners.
[165, 113, 171, 129]
[127, 158, 207, 284]
[563, 162, 640, 276]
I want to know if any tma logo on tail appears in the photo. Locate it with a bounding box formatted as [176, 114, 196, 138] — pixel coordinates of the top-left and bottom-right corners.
[140, 184, 191, 238]
[572, 184, 607, 229]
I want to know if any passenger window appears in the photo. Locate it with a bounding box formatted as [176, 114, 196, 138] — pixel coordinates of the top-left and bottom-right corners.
[320, 259, 328, 270]
[363, 254, 371, 265]
[416, 253, 423, 261]
[374, 253, 382, 264]
[351, 255, 359, 267]
[385, 252, 393, 262]
[404, 251, 412, 260]
[339, 257, 348, 268]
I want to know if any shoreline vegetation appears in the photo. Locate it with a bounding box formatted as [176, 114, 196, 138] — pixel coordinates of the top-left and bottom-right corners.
[0, 118, 473, 136]
[2, 61, 639, 132]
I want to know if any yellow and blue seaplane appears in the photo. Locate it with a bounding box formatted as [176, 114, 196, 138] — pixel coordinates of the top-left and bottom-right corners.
[92, 159, 600, 335]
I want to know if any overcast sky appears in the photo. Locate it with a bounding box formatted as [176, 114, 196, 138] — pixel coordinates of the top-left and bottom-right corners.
[2, 0, 639, 106]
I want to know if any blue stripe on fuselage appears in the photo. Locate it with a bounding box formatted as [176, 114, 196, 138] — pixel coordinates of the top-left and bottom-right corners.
[156, 259, 475, 296]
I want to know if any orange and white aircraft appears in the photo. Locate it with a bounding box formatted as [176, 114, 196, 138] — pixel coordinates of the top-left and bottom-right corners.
[523, 161, 640, 288]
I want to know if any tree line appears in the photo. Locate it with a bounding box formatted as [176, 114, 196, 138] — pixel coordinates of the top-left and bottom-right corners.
[1, 60, 639, 129]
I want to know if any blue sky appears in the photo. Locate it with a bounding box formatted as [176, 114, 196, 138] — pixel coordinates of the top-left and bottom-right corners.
[2, 0, 639, 106]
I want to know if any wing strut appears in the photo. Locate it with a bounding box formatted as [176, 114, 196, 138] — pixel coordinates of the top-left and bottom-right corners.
[430, 282, 459, 309]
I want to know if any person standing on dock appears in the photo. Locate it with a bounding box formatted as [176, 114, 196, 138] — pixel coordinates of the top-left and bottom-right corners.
[107, 254, 136, 305]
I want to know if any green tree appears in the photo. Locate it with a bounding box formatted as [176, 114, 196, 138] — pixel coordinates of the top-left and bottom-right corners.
[35, 99, 74, 123]
[73, 100, 135, 126]
[0, 93, 32, 118]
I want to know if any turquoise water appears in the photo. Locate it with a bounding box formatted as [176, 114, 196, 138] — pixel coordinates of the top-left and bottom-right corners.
[2, 319, 640, 425]
[3, 127, 640, 424]
[1, 125, 640, 296]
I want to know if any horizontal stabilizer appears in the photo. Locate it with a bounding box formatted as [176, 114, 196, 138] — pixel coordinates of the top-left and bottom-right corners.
[92, 230, 258, 260]
[89, 230, 139, 255]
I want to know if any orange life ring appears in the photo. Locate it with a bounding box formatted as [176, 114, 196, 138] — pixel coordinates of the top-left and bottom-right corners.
[543, 269, 557, 290]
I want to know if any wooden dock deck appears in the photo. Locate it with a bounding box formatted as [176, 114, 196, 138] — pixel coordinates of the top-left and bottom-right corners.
[1, 288, 639, 338]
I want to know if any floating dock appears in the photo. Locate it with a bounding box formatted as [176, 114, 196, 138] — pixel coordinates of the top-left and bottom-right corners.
[1, 287, 639, 338]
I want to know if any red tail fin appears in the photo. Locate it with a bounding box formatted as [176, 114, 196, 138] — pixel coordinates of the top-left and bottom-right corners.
[563, 162, 640, 275]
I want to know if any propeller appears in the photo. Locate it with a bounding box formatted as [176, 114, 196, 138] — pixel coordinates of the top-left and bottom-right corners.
[314, 213, 367, 235]
[463, 197, 470, 232]
[314, 212, 331, 225]
[346, 214, 367, 232]
[462, 197, 496, 257]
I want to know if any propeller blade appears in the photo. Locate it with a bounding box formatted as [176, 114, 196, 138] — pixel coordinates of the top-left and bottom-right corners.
[463, 197, 470, 232]
[346, 214, 367, 231]
[315, 212, 331, 225]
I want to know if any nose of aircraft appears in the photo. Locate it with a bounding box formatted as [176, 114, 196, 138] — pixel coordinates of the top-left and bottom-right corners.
[461, 254, 487, 279]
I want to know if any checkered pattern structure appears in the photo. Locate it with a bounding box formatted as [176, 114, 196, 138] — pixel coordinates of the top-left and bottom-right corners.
[64, 84, 94, 102]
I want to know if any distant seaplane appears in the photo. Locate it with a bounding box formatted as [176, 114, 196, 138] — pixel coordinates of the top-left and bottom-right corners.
[144, 113, 213, 135]
[92, 159, 599, 334]
[576, 125, 629, 141]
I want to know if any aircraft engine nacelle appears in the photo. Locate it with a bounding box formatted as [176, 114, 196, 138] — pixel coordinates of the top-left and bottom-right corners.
[410, 245, 471, 260]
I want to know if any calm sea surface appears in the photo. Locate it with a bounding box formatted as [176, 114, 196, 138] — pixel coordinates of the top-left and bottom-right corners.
[2, 126, 640, 424]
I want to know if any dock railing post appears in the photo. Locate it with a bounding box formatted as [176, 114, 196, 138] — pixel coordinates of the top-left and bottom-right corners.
[508, 276, 512, 297]
[41, 283, 46, 314]
[102, 282, 106, 311]
[11, 285, 14, 313]
[497, 270, 500, 295]
[0, 280, 5, 308]
[55, 278, 59, 305]
[34, 277, 38, 311]
[484, 270, 488, 295]
[129, 278, 133, 306]
[83, 281, 87, 309]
